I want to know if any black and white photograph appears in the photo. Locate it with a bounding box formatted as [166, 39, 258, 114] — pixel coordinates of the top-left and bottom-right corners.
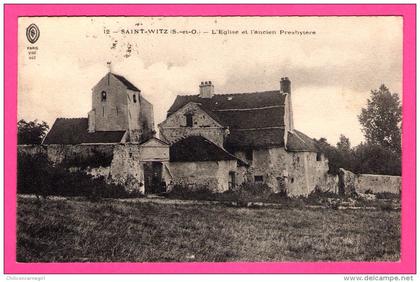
[17, 16, 402, 263]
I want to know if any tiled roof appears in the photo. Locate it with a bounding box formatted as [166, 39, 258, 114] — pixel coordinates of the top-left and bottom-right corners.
[168, 91, 286, 114]
[216, 107, 284, 129]
[112, 73, 140, 91]
[225, 128, 285, 150]
[170, 135, 247, 166]
[167, 91, 286, 149]
[42, 118, 125, 145]
[167, 88, 320, 152]
[286, 130, 318, 152]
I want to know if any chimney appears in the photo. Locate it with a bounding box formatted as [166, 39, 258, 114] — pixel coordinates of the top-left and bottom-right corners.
[280, 77, 291, 94]
[281, 77, 294, 131]
[199, 81, 214, 98]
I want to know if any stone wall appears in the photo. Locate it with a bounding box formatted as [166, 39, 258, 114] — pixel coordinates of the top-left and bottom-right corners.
[110, 142, 170, 193]
[92, 74, 129, 131]
[236, 147, 330, 196]
[322, 174, 339, 194]
[139, 95, 155, 138]
[339, 168, 401, 194]
[160, 127, 227, 147]
[159, 102, 227, 147]
[18, 144, 47, 156]
[18, 142, 170, 194]
[168, 160, 239, 192]
[18, 144, 115, 167]
[87, 166, 111, 180]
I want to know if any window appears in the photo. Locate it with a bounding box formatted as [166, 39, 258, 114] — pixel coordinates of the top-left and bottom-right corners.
[101, 91, 107, 102]
[254, 175, 263, 183]
[316, 152, 322, 161]
[185, 113, 193, 127]
[245, 149, 253, 161]
[277, 177, 287, 196]
[133, 94, 137, 103]
[228, 171, 236, 190]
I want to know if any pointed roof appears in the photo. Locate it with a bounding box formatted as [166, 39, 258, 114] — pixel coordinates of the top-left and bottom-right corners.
[139, 137, 170, 146]
[111, 73, 140, 91]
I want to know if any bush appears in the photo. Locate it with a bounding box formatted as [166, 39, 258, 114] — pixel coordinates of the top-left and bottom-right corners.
[17, 152, 138, 199]
[165, 182, 291, 205]
[378, 201, 395, 212]
[165, 184, 217, 201]
[375, 192, 400, 200]
[61, 149, 113, 169]
[307, 186, 338, 201]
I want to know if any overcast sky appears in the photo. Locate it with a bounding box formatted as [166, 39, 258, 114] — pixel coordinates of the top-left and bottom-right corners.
[18, 16, 402, 146]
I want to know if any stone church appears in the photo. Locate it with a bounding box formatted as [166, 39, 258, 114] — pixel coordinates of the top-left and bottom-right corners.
[39, 70, 331, 196]
[42, 71, 170, 194]
[44, 72, 155, 145]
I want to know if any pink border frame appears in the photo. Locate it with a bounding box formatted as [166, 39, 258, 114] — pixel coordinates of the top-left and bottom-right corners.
[4, 4, 416, 274]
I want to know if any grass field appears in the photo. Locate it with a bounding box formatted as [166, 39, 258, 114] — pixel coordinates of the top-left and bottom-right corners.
[17, 195, 400, 262]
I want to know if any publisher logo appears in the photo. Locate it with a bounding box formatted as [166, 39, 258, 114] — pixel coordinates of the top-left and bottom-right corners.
[26, 24, 40, 44]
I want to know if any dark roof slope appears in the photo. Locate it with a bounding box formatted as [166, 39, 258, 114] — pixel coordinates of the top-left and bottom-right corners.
[286, 130, 318, 152]
[226, 128, 285, 149]
[170, 135, 246, 165]
[168, 91, 286, 114]
[112, 73, 140, 91]
[216, 107, 285, 128]
[167, 88, 320, 151]
[43, 118, 125, 145]
[167, 91, 286, 149]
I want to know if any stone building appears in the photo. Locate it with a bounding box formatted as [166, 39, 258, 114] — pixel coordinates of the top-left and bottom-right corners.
[22, 69, 401, 196]
[169, 135, 248, 192]
[159, 78, 330, 196]
[42, 70, 170, 194]
[44, 71, 155, 145]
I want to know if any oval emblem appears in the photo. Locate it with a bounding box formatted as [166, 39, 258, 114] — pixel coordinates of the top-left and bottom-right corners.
[26, 24, 40, 44]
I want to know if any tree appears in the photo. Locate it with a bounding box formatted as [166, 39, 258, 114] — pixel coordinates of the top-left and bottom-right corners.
[336, 134, 351, 152]
[17, 119, 49, 144]
[358, 85, 402, 154]
[352, 143, 401, 176]
[315, 137, 351, 175]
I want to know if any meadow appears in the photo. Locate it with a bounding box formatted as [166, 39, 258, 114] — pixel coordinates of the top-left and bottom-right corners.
[17, 195, 400, 262]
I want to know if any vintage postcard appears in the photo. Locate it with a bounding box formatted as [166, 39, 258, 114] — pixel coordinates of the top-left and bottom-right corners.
[4, 4, 416, 275]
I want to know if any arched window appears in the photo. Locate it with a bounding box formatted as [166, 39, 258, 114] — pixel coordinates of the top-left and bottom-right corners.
[133, 94, 137, 103]
[101, 91, 107, 102]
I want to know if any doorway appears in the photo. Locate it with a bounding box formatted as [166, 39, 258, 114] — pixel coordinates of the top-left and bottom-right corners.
[144, 162, 164, 194]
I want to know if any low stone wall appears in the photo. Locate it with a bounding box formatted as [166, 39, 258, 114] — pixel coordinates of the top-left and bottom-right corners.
[339, 168, 401, 194]
[18, 143, 170, 194]
[18, 144, 47, 155]
[18, 144, 115, 167]
[355, 173, 401, 194]
[318, 174, 339, 194]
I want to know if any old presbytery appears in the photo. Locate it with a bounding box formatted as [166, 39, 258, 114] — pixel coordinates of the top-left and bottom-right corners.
[39, 70, 331, 196]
